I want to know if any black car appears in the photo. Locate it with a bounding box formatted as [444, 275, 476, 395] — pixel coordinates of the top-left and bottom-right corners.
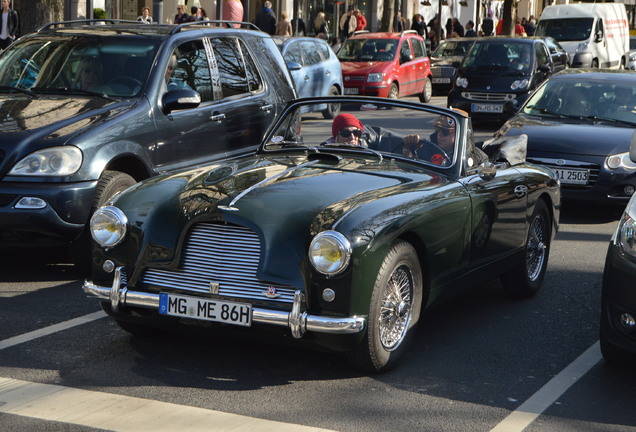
[601, 188, 636, 365]
[429, 37, 477, 95]
[448, 37, 554, 122]
[497, 70, 636, 206]
[0, 19, 296, 269]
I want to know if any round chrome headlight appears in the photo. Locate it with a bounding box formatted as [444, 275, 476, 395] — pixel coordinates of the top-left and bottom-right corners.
[309, 231, 352, 276]
[90, 206, 128, 248]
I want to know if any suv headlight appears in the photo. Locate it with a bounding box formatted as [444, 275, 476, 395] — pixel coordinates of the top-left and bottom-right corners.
[367, 73, 385, 83]
[607, 152, 636, 170]
[9, 146, 82, 176]
[309, 231, 352, 276]
[91, 206, 128, 248]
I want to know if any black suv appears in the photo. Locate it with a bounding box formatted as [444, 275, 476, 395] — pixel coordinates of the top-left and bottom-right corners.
[0, 20, 296, 268]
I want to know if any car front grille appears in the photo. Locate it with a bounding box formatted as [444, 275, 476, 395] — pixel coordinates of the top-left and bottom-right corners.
[527, 157, 600, 188]
[462, 92, 513, 102]
[346, 76, 366, 82]
[142, 222, 296, 304]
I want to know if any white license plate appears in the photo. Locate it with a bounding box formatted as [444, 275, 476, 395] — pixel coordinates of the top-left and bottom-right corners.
[344, 87, 359, 95]
[472, 103, 503, 113]
[433, 77, 451, 84]
[159, 293, 252, 327]
[552, 168, 590, 185]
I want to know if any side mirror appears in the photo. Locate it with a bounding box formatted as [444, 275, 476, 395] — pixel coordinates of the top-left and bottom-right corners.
[594, 31, 603, 43]
[478, 161, 497, 180]
[162, 89, 201, 114]
[400, 53, 413, 63]
[452, 60, 461, 68]
[538, 64, 551, 73]
[287, 61, 302, 71]
[503, 99, 520, 116]
[630, 132, 636, 163]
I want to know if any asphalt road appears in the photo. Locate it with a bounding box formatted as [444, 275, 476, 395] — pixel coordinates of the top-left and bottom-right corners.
[1, 96, 635, 432]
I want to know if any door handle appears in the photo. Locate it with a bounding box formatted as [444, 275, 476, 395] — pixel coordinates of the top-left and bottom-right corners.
[260, 104, 274, 112]
[210, 112, 225, 122]
[514, 185, 528, 197]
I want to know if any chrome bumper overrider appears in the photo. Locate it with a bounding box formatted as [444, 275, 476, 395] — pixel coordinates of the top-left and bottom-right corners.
[83, 267, 366, 339]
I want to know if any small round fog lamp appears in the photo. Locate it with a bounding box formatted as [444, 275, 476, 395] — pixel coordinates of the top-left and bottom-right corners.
[625, 185, 635, 196]
[322, 288, 336, 302]
[102, 260, 116, 273]
[620, 313, 636, 330]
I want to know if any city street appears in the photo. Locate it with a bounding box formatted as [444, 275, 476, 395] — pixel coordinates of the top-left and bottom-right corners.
[1, 96, 635, 432]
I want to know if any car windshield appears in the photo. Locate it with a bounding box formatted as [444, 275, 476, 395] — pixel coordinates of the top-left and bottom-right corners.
[0, 36, 160, 98]
[263, 99, 463, 169]
[535, 18, 594, 42]
[630, 37, 636, 51]
[522, 79, 636, 125]
[431, 40, 473, 59]
[337, 38, 397, 62]
[462, 41, 533, 74]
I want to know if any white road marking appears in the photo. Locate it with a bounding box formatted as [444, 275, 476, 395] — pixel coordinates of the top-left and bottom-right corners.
[490, 341, 602, 432]
[0, 377, 336, 432]
[0, 310, 107, 351]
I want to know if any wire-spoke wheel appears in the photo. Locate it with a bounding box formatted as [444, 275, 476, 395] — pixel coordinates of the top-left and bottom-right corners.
[501, 199, 551, 298]
[347, 241, 423, 372]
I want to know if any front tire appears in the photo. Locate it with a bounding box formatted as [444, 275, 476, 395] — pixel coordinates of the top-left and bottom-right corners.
[418, 76, 433, 103]
[388, 83, 399, 100]
[501, 199, 551, 298]
[347, 241, 423, 372]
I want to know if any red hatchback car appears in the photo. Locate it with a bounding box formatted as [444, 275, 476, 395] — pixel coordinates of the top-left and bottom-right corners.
[337, 30, 433, 102]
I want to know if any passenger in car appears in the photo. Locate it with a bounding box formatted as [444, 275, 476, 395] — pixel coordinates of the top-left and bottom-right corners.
[164, 54, 192, 91]
[400, 115, 456, 165]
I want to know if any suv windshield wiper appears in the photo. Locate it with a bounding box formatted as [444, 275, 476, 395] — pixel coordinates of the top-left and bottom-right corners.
[34, 87, 118, 101]
[0, 85, 37, 97]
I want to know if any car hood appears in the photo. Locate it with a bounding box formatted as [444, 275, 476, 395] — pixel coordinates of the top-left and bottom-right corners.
[503, 115, 636, 157]
[431, 57, 462, 66]
[341, 61, 392, 75]
[116, 153, 447, 280]
[0, 95, 133, 143]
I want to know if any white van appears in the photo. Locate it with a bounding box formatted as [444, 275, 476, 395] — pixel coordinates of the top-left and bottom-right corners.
[536, 3, 629, 69]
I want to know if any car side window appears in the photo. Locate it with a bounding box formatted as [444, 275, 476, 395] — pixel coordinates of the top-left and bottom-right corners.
[168, 40, 213, 102]
[535, 43, 550, 66]
[400, 39, 412, 62]
[300, 40, 322, 66]
[316, 41, 330, 60]
[210, 37, 255, 98]
[284, 42, 302, 64]
[240, 40, 264, 93]
[412, 38, 426, 59]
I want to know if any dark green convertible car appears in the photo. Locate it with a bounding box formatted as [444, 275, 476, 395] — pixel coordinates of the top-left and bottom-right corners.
[83, 97, 560, 372]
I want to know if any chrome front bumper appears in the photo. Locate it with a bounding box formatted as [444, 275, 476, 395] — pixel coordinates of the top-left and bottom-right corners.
[83, 267, 366, 339]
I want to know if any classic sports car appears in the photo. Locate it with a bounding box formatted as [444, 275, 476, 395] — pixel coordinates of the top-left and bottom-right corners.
[84, 97, 560, 372]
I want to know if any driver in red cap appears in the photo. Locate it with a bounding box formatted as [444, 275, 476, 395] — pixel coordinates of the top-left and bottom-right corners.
[324, 113, 366, 146]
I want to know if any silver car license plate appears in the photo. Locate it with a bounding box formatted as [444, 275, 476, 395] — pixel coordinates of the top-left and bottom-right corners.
[552, 168, 589, 185]
[471, 103, 503, 113]
[159, 293, 252, 326]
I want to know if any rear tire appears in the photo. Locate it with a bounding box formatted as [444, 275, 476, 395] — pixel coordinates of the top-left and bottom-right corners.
[501, 199, 551, 298]
[347, 241, 423, 372]
[69, 170, 136, 274]
[322, 86, 341, 119]
[418, 76, 433, 103]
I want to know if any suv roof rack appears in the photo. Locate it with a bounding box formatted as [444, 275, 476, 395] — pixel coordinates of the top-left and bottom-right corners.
[37, 19, 143, 32]
[171, 20, 260, 34]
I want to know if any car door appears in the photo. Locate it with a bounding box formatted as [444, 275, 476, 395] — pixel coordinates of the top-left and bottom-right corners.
[410, 37, 429, 94]
[154, 38, 225, 171]
[533, 42, 552, 87]
[397, 38, 417, 96]
[459, 135, 529, 268]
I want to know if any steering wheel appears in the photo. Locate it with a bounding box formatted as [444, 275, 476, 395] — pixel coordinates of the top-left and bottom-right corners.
[393, 139, 451, 166]
[107, 77, 143, 93]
